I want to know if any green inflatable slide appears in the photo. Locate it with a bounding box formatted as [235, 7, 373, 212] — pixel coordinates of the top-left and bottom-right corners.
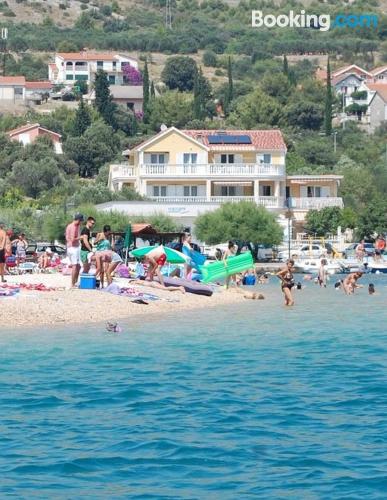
[199, 252, 254, 283]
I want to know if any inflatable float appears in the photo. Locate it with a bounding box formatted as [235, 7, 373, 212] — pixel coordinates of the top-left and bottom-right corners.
[200, 252, 254, 283]
[155, 276, 213, 296]
[182, 246, 207, 267]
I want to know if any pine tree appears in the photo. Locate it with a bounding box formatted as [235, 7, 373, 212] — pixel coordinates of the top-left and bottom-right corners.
[193, 68, 201, 119]
[73, 97, 91, 136]
[325, 57, 332, 136]
[94, 69, 116, 127]
[283, 55, 289, 77]
[224, 56, 233, 112]
[143, 59, 150, 122]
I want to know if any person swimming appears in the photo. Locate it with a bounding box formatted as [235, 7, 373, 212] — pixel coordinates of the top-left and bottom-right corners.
[106, 322, 122, 333]
[368, 283, 376, 295]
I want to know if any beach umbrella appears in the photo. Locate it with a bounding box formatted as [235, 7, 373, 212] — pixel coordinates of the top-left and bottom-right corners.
[131, 245, 188, 264]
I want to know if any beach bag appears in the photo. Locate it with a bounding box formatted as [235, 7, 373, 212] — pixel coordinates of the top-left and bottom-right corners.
[117, 264, 130, 278]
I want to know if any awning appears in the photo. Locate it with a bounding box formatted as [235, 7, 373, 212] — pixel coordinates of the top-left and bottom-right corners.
[212, 181, 252, 186]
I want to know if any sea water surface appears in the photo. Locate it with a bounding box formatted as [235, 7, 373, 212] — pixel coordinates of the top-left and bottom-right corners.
[1, 276, 387, 499]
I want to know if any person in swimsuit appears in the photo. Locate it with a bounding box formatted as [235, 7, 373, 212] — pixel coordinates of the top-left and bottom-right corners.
[276, 259, 295, 306]
[343, 271, 363, 295]
[144, 245, 167, 286]
[12, 233, 28, 266]
[94, 225, 114, 287]
[318, 258, 327, 287]
[223, 241, 237, 289]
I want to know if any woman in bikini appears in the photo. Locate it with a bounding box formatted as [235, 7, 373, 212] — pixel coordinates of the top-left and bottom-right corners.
[276, 259, 295, 306]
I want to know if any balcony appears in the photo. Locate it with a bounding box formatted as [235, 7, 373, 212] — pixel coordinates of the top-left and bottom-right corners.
[288, 197, 344, 210]
[110, 164, 136, 180]
[148, 196, 284, 208]
[140, 163, 285, 178]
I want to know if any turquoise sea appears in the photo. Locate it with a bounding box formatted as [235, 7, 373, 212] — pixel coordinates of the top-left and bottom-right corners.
[1, 275, 387, 499]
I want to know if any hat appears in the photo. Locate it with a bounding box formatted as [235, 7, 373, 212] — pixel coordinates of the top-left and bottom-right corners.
[46, 247, 53, 254]
[74, 213, 84, 222]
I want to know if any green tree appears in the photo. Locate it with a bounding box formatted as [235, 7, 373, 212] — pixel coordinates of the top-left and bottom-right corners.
[261, 72, 291, 105]
[94, 69, 116, 128]
[228, 87, 283, 128]
[150, 81, 155, 98]
[305, 206, 349, 237]
[142, 58, 150, 122]
[195, 201, 283, 245]
[325, 57, 332, 136]
[285, 101, 324, 130]
[283, 54, 288, 77]
[357, 196, 387, 239]
[8, 158, 63, 198]
[65, 120, 120, 177]
[72, 97, 91, 136]
[203, 50, 217, 67]
[161, 56, 198, 91]
[148, 91, 193, 130]
[193, 67, 212, 120]
[224, 56, 233, 112]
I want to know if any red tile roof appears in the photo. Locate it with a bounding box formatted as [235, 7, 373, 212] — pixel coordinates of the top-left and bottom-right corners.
[371, 65, 387, 76]
[0, 76, 26, 85]
[57, 52, 117, 61]
[367, 83, 387, 102]
[183, 129, 287, 151]
[7, 123, 61, 138]
[25, 81, 53, 89]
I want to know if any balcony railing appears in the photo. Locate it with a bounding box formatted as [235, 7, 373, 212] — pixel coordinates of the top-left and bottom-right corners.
[140, 163, 285, 177]
[148, 196, 284, 207]
[288, 197, 344, 209]
[110, 164, 136, 179]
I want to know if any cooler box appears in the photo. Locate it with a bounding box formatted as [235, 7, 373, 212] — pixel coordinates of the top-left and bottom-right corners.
[79, 274, 96, 289]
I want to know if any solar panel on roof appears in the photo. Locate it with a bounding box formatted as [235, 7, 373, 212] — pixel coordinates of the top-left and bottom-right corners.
[208, 134, 252, 144]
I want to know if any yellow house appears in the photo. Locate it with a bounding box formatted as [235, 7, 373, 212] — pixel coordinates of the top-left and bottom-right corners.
[107, 127, 343, 233]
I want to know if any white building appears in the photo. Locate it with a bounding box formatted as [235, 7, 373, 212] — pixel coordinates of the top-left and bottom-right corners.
[100, 127, 343, 237]
[48, 51, 139, 86]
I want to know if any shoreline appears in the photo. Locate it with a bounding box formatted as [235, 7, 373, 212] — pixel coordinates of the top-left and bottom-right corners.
[0, 273, 247, 329]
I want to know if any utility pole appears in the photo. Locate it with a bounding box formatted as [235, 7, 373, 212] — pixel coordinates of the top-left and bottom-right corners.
[165, 0, 172, 29]
[1, 27, 7, 76]
[333, 131, 337, 154]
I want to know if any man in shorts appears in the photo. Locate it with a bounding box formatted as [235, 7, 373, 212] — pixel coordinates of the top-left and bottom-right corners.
[80, 216, 96, 273]
[65, 213, 84, 288]
[144, 245, 167, 286]
[0, 222, 11, 283]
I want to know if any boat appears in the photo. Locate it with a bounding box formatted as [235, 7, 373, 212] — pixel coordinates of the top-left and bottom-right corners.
[364, 260, 387, 274]
[294, 257, 364, 275]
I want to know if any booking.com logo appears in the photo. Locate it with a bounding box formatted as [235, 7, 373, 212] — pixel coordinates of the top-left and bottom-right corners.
[251, 10, 378, 32]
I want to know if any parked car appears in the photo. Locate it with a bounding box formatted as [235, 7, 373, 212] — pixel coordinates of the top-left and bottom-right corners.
[278, 244, 327, 262]
[342, 242, 375, 259]
[25, 242, 66, 262]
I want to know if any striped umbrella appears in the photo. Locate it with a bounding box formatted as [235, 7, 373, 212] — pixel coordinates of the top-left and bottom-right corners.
[131, 245, 188, 264]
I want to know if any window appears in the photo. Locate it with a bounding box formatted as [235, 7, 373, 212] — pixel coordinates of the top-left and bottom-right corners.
[150, 154, 165, 164]
[261, 185, 271, 196]
[97, 61, 103, 69]
[183, 153, 197, 164]
[307, 186, 321, 197]
[66, 74, 74, 80]
[183, 186, 198, 197]
[127, 102, 134, 110]
[263, 154, 271, 164]
[75, 75, 88, 81]
[221, 186, 236, 196]
[285, 186, 290, 199]
[153, 186, 167, 197]
[113, 61, 117, 70]
[109, 75, 116, 84]
[220, 154, 234, 164]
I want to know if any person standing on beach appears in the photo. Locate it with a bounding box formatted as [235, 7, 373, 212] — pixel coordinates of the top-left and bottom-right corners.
[65, 213, 84, 288]
[276, 259, 295, 306]
[12, 233, 28, 266]
[0, 222, 11, 283]
[223, 241, 237, 289]
[80, 216, 96, 273]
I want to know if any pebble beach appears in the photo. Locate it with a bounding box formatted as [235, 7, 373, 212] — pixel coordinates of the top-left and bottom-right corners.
[0, 273, 247, 328]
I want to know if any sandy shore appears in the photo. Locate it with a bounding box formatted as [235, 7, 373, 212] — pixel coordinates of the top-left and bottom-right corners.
[0, 272, 246, 328]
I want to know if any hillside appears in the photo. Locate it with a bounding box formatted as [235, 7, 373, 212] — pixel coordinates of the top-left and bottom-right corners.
[1, 0, 387, 26]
